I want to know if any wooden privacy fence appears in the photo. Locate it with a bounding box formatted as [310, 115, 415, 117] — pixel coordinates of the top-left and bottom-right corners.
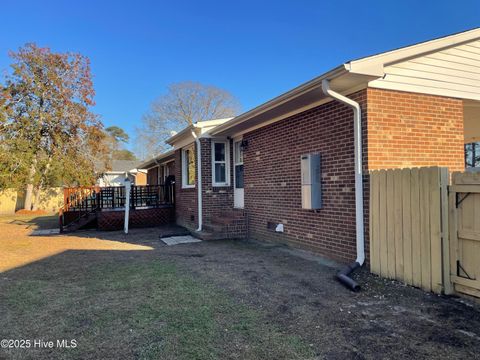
[449, 172, 480, 298]
[0, 187, 63, 214]
[369, 167, 450, 294]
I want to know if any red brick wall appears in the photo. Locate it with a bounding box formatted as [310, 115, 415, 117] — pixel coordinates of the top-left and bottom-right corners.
[174, 138, 246, 237]
[243, 90, 368, 263]
[241, 88, 465, 264]
[174, 148, 197, 230]
[367, 88, 465, 172]
[200, 138, 246, 238]
[200, 138, 235, 224]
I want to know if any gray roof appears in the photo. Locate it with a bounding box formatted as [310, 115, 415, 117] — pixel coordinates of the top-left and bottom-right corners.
[110, 160, 141, 172]
[138, 150, 175, 169]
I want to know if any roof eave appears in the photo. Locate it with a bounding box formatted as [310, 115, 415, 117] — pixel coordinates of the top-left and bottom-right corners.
[209, 27, 480, 138]
[166, 125, 196, 146]
[138, 149, 175, 169]
[209, 64, 349, 136]
[348, 27, 480, 76]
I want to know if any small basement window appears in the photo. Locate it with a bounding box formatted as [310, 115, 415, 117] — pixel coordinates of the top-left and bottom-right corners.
[212, 140, 230, 186]
[182, 144, 195, 188]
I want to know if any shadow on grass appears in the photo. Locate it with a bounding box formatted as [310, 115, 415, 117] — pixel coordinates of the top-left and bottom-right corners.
[0, 248, 314, 360]
[66, 224, 190, 243]
[2, 214, 59, 230]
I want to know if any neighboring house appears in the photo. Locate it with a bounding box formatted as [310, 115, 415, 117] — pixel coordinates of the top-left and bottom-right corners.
[97, 160, 147, 187]
[138, 150, 175, 186]
[166, 28, 480, 265]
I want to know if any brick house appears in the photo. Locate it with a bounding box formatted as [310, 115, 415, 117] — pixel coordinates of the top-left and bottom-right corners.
[138, 150, 175, 186]
[164, 28, 480, 266]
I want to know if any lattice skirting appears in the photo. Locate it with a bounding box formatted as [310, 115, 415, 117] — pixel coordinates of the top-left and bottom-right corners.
[97, 206, 174, 231]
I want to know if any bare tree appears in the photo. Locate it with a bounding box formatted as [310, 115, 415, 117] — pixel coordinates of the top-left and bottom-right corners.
[135, 81, 241, 159]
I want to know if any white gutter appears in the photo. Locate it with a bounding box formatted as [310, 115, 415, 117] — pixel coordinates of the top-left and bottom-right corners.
[321, 79, 365, 266]
[191, 130, 203, 232]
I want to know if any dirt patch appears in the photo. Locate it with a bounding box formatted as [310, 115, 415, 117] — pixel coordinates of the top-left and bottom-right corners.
[152, 239, 480, 359]
[1, 220, 480, 359]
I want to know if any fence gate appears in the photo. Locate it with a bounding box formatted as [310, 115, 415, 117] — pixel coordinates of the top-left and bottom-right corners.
[449, 172, 480, 298]
[369, 167, 450, 294]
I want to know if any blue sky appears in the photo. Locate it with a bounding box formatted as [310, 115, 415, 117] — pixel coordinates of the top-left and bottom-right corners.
[1, 1, 479, 152]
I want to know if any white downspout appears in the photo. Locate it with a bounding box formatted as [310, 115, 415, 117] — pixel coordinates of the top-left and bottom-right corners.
[191, 130, 203, 232]
[321, 79, 365, 266]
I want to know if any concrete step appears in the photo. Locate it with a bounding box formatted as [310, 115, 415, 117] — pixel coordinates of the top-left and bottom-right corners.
[211, 212, 245, 225]
[210, 217, 232, 225]
[192, 230, 225, 241]
[202, 223, 224, 233]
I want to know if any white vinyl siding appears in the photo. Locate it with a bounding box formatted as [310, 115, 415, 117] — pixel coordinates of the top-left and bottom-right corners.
[212, 140, 230, 186]
[369, 40, 480, 101]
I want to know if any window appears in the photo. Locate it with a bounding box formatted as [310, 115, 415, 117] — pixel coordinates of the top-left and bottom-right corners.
[182, 144, 195, 188]
[212, 140, 230, 186]
[465, 142, 480, 169]
[234, 140, 244, 189]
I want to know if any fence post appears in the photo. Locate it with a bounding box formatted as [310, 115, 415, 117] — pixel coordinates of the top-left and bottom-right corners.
[95, 190, 100, 210]
[440, 168, 453, 295]
[131, 186, 136, 209]
[124, 179, 131, 234]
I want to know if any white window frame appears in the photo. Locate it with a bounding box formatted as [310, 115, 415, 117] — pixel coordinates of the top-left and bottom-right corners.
[233, 138, 245, 208]
[182, 144, 195, 189]
[233, 140, 244, 186]
[211, 140, 230, 187]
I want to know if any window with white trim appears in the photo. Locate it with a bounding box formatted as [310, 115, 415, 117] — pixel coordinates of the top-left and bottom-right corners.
[182, 144, 195, 188]
[212, 140, 230, 186]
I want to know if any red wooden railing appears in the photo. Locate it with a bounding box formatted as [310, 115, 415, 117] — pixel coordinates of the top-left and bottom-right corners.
[59, 184, 175, 231]
[59, 186, 100, 231]
[62, 186, 100, 212]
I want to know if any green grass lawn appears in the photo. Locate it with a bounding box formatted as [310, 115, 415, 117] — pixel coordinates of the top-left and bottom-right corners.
[1, 258, 314, 359]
